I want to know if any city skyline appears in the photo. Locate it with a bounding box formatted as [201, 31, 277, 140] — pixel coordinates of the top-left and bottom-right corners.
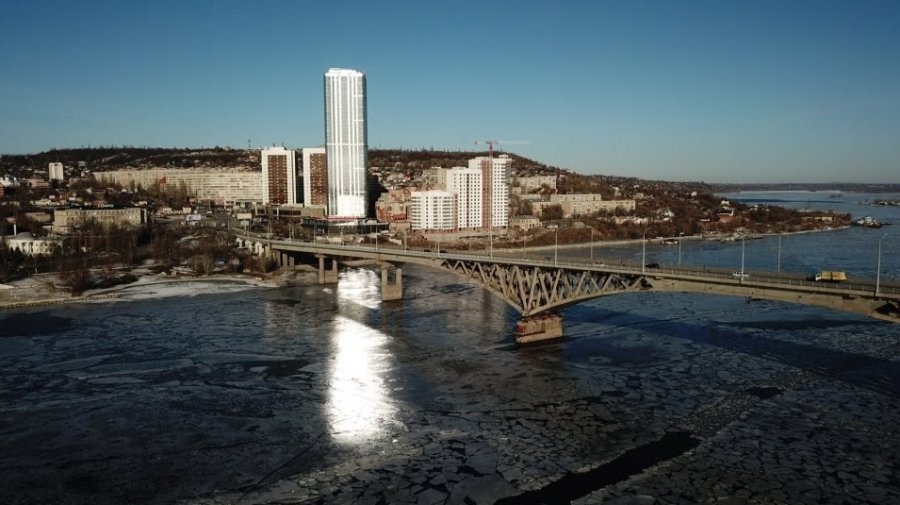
[1, 1, 898, 184]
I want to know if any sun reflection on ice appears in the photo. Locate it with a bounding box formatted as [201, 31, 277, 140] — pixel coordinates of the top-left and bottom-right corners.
[326, 315, 397, 444]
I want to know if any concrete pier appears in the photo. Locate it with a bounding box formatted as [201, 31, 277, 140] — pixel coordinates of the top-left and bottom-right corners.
[317, 255, 338, 284]
[381, 265, 403, 301]
[515, 313, 564, 344]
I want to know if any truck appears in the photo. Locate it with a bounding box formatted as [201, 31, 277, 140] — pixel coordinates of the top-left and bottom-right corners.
[813, 271, 848, 282]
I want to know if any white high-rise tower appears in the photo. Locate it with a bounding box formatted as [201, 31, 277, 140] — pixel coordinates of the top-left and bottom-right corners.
[324, 68, 368, 218]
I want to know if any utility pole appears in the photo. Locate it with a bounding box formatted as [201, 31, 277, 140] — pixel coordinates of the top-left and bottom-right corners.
[740, 236, 746, 283]
[642, 229, 647, 274]
[876, 233, 887, 295]
[777, 235, 782, 273]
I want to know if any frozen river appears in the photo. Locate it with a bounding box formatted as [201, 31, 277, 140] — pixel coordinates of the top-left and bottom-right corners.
[0, 192, 898, 504]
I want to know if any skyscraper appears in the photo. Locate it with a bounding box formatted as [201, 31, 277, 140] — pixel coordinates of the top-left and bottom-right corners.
[324, 68, 368, 218]
[261, 146, 297, 205]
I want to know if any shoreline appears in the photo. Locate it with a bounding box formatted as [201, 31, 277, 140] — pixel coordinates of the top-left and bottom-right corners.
[513, 225, 849, 253]
[0, 272, 280, 311]
[0, 226, 848, 310]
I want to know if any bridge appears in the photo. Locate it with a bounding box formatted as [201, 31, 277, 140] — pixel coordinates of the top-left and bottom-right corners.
[237, 234, 900, 343]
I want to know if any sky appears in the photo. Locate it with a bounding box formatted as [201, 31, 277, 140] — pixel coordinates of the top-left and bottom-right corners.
[1, 0, 898, 183]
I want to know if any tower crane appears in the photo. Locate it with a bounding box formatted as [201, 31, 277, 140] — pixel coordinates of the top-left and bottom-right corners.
[474, 139, 531, 158]
[474, 140, 499, 158]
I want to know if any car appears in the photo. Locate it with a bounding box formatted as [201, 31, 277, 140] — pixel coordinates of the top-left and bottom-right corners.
[644, 262, 660, 269]
[732, 271, 750, 280]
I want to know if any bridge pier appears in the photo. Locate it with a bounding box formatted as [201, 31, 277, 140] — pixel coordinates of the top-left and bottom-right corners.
[317, 255, 338, 284]
[279, 252, 295, 268]
[381, 265, 403, 301]
[515, 313, 564, 344]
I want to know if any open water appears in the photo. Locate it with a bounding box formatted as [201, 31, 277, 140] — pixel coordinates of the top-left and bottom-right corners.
[0, 192, 898, 504]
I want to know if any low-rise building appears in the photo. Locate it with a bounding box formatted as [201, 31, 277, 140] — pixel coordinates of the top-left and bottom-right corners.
[375, 188, 411, 222]
[550, 194, 636, 217]
[516, 175, 557, 192]
[1, 232, 64, 255]
[509, 215, 541, 231]
[53, 207, 147, 232]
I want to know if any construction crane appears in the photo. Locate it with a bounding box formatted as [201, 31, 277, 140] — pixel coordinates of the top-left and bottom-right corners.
[474, 139, 531, 158]
[474, 140, 499, 158]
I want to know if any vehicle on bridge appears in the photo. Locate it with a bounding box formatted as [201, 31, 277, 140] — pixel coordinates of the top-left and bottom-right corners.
[732, 271, 750, 280]
[812, 271, 848, 282]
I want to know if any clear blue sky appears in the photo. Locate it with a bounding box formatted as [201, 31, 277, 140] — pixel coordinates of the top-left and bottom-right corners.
[2, 0, 898, 183]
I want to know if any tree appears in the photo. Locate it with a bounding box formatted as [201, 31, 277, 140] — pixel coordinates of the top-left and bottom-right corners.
[542, 204, 563, 221]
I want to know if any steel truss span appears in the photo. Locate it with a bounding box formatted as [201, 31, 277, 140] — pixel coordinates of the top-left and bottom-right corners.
[440, 259, 648, 316]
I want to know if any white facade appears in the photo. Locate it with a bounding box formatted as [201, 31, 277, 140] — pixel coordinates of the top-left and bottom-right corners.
[93, 169, 263, 204]
[325, 68, 368, 218]
[2, 232, 63, 256]
[444, 167, 483, 229]
[468, 155, 510, 229]
[517, 175, 556, 192]
[410, 191, 457, 231]
[48, 162, 64, 181]
[261, 147, 297, 205]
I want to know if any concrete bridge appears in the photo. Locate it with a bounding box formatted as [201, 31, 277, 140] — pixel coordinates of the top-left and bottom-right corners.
[237, 234, 900, 343]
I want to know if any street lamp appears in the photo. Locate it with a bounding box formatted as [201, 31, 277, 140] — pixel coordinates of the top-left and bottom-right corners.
[490, 228, 494, 259]
[554, 228, 558, 266]
[876, 233, 888, 295]
[740, 235, 746, 283]
[678, 233, 683, 266]
[590, 228, 594, 262]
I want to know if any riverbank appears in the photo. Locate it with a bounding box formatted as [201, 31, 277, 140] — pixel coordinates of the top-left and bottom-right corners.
[0, 271, 283, 310]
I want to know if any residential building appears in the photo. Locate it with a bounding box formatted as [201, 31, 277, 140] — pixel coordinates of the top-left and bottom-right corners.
[93, 169, 262, 205]
[550, 194, 636, 218]
[516, 175, 556, 192]
[302, 147, 327, 208]
[53, 207, 146, 232]
[410, 191, 457, 231]
[443, 167, 483, 230]
[324, 68, 368, 218]
[261, 146, 297, 205]
[49, 162, 64, 181]
[468, 155, 510, 229]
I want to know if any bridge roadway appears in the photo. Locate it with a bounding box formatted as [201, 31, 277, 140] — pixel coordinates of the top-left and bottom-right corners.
[238, 235, 900, 343]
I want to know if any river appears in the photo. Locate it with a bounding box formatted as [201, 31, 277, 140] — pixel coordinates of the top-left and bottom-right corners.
[0, 192, 898, 504]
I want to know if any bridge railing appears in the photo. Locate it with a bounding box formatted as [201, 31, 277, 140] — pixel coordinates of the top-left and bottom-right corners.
[240, 232, 900, 297]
